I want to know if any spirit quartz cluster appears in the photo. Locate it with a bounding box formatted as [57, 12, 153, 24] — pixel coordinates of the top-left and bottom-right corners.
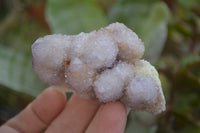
[32, 22, 166, 114]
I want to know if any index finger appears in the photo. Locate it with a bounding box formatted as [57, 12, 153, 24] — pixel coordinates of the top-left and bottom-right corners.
[86, 101, 127, 133]
[0, 88, 66, 133]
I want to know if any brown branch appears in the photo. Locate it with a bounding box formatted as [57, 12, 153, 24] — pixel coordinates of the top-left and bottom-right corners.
[0, 9, 21, 37]
[162, 0, 177, 14]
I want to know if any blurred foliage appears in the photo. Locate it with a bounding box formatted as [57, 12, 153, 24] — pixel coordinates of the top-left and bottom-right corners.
[0, 0, 200, 132]
[0, 45, 47, 96]
[108, 0, 170, 63]
[46, 0, 107, 34]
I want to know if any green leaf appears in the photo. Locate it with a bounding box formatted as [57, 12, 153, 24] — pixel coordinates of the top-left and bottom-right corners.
[46, 0, 107, 34]
[125, 111, 157, 133]
[175, 60, 200, 91]
[140, 3, 169, 62]
[178, 0, 200, 10]
[173, 92, 199, 115]
[0, 10, 50, 55]
[0, 45, 47, 96]
[108, 1, 170, 63]
[180, 55, 200, 68]
[177, 0, 200, 19]
[117, 0, 159, 4]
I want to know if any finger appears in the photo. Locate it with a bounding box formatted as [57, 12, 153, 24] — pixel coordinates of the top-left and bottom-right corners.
[0, 125, 18, 133]
[86, 101, 127, 133]
[3, 88, 66, 133]
[46, 94, 100, 133]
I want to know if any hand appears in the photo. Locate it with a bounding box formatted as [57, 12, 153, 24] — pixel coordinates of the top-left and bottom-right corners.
[0, 88, 127, 133]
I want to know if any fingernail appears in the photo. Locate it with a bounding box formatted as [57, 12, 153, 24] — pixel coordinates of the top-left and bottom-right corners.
[47, 87, 66, 98]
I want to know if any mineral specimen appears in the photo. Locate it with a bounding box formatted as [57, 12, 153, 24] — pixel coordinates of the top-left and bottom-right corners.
[32, 22, 165, 114]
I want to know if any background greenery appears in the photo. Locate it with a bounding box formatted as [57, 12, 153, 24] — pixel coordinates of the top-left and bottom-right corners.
[0, 0, 200, 132]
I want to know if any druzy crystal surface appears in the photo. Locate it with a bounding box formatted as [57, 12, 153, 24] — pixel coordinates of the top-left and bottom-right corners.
[32, 22, 165, 114]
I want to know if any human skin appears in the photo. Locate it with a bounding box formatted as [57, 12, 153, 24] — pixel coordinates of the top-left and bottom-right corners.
[0, 87, 127, 133]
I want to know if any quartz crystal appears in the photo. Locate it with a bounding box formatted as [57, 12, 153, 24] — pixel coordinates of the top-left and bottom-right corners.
[32, 22, 165, 114]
